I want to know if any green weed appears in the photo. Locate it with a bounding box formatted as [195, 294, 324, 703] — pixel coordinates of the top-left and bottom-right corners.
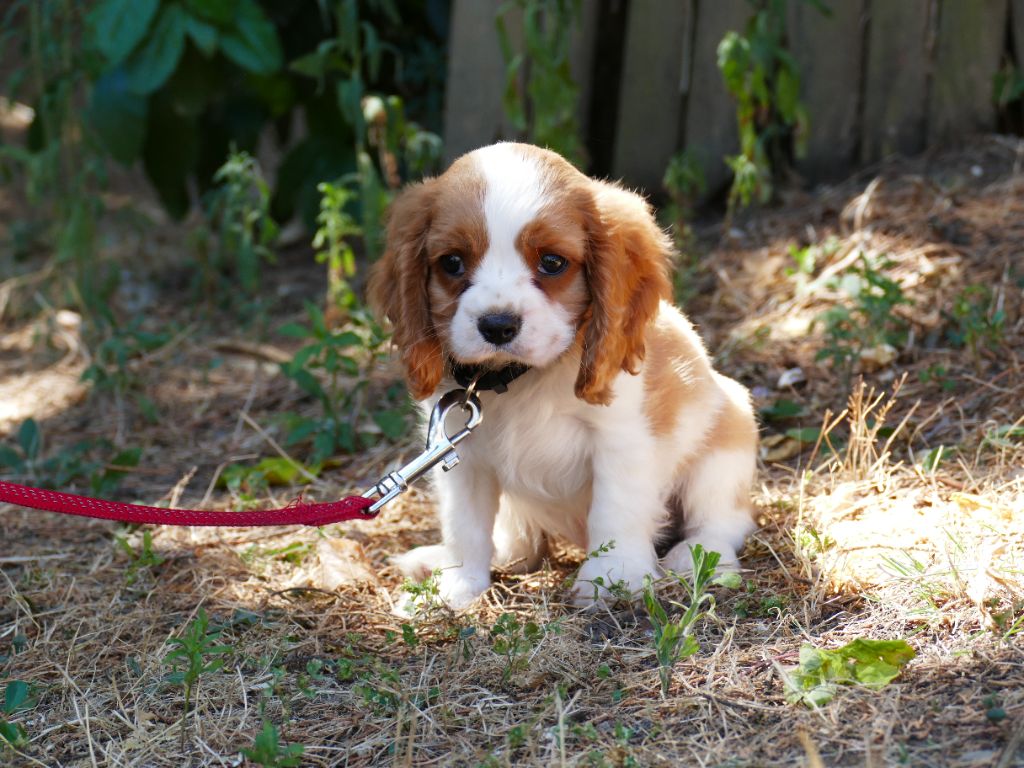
[313, 181, 362, 316]
[717, 0, 824, 213]
[662, 151, 707, 304]
[643, 544, 740, 696]
[0, 680, 35, 750]
[779, 638, 916, 707]
[0, 418, 141, 494]
[164, 608, 233, 745]
[815, 255, 911, 382]
[944, 284, 1006, 367]
[114, 529, 165, 585]
[497, 0, 585, 165]
[242, 721, 304, 768]
[490, 613, 546, 684]
[197, 150, 278, 301]
[81, 319, 171, 414]
[278, 301, 409, 463]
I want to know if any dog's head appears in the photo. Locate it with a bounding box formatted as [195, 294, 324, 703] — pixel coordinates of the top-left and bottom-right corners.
[367, 142, 672, 404]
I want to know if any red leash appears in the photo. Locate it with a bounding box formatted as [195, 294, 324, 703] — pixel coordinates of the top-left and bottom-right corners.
[0, 480, 375, 527]
[0, 388, 485, 529]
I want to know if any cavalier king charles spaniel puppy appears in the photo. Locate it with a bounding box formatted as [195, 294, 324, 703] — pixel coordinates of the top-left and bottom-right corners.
[368, 142, 757, 608]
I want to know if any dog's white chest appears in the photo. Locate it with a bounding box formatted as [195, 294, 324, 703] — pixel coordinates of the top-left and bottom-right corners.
[463, 389, 593, 504]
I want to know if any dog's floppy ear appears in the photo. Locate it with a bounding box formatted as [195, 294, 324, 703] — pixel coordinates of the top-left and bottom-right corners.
[367, 178, 444, 399]
[576, 182, 673, 405]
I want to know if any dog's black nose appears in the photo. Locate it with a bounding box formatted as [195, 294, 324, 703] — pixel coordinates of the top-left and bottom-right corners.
[477, 313, 522, 346]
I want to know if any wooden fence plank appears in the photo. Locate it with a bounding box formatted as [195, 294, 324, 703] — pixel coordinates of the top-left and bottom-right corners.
[860, 0, 933, 163]
[611, 0, 693, 194]
[927, 0, 1008, 146]
[1013, 0, 1024, 57]
[570, 1, 601, 143]
[787, 0, 865, 181]
[683, 0, 750, 197]
[443, 0, 517, 162]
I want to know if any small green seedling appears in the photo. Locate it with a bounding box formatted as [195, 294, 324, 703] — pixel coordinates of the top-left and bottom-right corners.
[815, 255, 911, 382]
[780, 638, 916, 707]
[164, 609, 233, 744]
[491, 612, 544, 684]
[0, 680, 35, 749]
[643, 544, 740, 696]
[114, 529, 165, 585]
[242, 721, 304, 768]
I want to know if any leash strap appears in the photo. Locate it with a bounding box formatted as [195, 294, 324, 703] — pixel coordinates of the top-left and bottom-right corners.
[0, 480, 376, 527]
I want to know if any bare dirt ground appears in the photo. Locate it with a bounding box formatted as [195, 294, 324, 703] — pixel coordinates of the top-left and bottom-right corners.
[1, 136, 1022, 767]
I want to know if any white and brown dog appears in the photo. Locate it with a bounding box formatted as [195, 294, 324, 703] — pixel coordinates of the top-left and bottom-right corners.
[368, 142, 757, 608]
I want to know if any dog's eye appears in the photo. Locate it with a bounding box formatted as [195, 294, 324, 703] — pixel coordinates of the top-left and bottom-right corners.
[440, 254, 465, 276]
[538, 253, 568, 276]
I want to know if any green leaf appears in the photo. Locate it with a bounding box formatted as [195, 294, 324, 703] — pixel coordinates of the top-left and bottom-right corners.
[183, 0, 237, 24]
[711, 571, 743, 589]
[16, 420, 40, 460]
[785, 427, 820, 444]
[759, 398, 804, 421]
[183, 14, 218, 56]
[277, 322, 310, 339]
[88, 68, 149, 165]
[372, 409, 407, 441]
[0, 446, 24, 471]
[3, 681, 30, 714]
[123, 3, 188, 95]
[0, 720, 27, 747]
[220, 0, 282, 75]
[88, 0, 160, 65]
[784, 638, 916, 707]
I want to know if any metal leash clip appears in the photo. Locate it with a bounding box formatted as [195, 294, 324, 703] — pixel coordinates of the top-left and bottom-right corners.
[362, 388, 483, 513]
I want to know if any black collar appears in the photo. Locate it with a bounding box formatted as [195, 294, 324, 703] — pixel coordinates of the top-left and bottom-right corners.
[450, 361, 530, 394]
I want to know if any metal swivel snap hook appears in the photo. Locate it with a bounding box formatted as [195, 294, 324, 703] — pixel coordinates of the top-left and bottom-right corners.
[361, 389, 483, 513]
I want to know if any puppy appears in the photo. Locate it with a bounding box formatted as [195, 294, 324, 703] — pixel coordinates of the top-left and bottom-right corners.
[368, 142, 757, 608]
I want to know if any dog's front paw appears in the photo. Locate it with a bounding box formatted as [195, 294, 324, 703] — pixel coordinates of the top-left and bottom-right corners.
[437, 568, 490, 610]
[572, 554, 657, 607]
[391, 544, 450, 581]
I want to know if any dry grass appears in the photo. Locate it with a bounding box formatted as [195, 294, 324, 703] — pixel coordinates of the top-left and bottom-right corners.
[2, 137, 1023, 767]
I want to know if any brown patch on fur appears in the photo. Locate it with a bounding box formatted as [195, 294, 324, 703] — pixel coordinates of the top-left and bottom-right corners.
[575, 182, 673, 405]
[641, 312, 713, 437]
[708, 374, 760, 454]
[516, 209, 589, 307]
[367, 179, 445, 398]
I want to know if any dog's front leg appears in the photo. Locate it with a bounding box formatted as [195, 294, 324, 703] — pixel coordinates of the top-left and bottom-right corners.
[431, 462, 499, 609]
[574, 442, 663, 606]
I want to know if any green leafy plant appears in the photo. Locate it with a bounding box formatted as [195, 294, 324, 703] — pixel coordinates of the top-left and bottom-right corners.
[497, 0, 585, 165]
[164, 609, 232, 744]
[0, 418, 141, 494]
[0, 0, 108, 318]
[114, 529, 165, 585]
[814, 255, 911, 382]
[81, 319, 171, 413]
[0, 680, 35, 749]
[490, 612, 545, 684]
[242, 721, 304, 768]
[643, 544, 740, 696]
[717, 0, 825, 212]
[780, 638, 916, 707]
[197, 150, 278, 300]
[944, 284, 1006, 367]
[313, 181, 362, 316]
[278, 302, 409, 463]
[662, 151, 707, 304]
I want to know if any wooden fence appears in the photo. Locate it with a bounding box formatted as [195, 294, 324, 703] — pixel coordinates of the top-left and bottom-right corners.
[443, 0, 1021, 200]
